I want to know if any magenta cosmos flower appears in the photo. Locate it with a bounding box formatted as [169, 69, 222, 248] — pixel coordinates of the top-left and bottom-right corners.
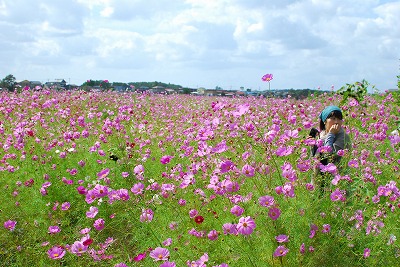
[242, 164, 255, 177]
[268, 207, 281, 220]
[48, 225, 61, 234]
[160, 155, 173, 164]
[275, 234, 289, 243]
[93, 218, 105, 231]
[4, 220, 17, 231]
[230, 205, 244, 217]
[273, 245, 289, 257]
[47, 246, 66, 259]
[237, 216, 256, 235]
[97, 168, 110, 179]
[363, 248, 371, 258]
[133, 252, 146, 262]
[86, 206, 99, 218]
[259, 195, 275, 207]
[149, 247, 170, 261]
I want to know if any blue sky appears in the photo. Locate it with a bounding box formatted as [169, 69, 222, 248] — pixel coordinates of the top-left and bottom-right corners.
[0, 0, 399, 91]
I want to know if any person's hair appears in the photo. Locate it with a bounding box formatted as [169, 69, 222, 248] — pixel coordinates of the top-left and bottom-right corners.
[319, 110, 343, 131]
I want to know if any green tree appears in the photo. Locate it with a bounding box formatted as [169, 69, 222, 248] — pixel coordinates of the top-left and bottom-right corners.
[1, 74, 16, 91]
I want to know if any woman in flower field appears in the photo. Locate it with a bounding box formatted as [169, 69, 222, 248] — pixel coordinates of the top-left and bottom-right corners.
[308, 106, 352, 188]
[310, 105, 351, 163]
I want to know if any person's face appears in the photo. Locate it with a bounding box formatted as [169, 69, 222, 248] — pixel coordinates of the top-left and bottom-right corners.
[325, 116, 343, 133]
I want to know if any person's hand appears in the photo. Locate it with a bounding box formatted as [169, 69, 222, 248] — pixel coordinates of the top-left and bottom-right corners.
[328, 123, 340, 134]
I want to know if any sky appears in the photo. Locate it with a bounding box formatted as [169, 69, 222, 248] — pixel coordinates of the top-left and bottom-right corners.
[0, 0, 399, 91]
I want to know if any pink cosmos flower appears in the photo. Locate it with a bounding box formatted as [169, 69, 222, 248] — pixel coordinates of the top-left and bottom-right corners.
[80, 228, 91, 234]
[237, 216, 256, 235]
[149, 247, 170, 261]
[92, 184, 108, 198]
[133, 252, 146, 261]
[222, 223, 238, 235]
[97, 168, 110, 179]
[47, 246, 66, 259]
[77, 185, 87, 195]
[363, 248, 371, 258]
[48, 226, 61, 234]
[162, 238, 172, 246]
[86, 206, 99, 218]
[322, 224, 331, 233]
[273, 245, 289, 257]
[208, 229, 219, 241]
[242, 164, 255, 177]
[4, 220, 17, 231]
[189, 209, 199, 218]
[131, 183, 144, 195]
[259, 195, 275, 207]
[268, 207, 281, 220]
[160, 155, 173, 164]
[140, 209, 154, 222]
[121, 172, 129, 178]
[299, 243, 306, 255]
[61, 202, 70, 210]
[114, 263, 128, 267]
[70, 241, 88, 256]
[275, 234, 289, 243]
[160, 262, 176, 267]
[93, 218, 105, 231]
[330, 188, 346, 202]
[348, 159, 359, 168]
[220, 160, 235, 173]
[230, 205, 244, 217]
[133, 165, 144, 176]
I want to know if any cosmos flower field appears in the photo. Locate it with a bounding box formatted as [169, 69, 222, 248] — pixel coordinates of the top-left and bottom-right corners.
[0, 89, 399, 267]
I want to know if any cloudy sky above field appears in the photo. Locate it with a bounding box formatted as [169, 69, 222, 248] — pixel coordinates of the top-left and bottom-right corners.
[0, 0, 399, 91]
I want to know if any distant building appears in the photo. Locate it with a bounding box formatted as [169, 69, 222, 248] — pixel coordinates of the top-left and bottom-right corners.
[44, 79, 67, 89]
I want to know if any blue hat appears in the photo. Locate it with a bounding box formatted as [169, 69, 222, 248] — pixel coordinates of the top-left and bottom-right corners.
[319, 106, 342, 122]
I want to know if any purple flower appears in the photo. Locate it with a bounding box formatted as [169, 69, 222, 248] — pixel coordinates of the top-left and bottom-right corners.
[160, 262, 176, 267]
[322, 224, 331, 233]
[222, 223, 238, 235]
[363, 248, 371, 258]
[230, 205, 244, 217]
[268, 207, 281, 220]
[237, 216, 256, 235]
[220, 160, 235, 173]
[149, 247, 170, 261]
[259, 195, 275, 207]
[86, 206, 99, 218]
[70, 241, 88, 256]
[131, 183, 144, 195]
[47, 246, 66, 259]
[275, 234, 289, 243]
[242, 164, 255, 177]
[189, 209, 199, 218]
[160, 155, 173, 164]
[93, 218, 105, 231]
[48, 225, 61, 234]
[273, 245, 289, 257]
[97, 168, 110, 179]
[162, 238, 172, 246]
[208, 230, 219, 241]
[61, 202, 70, 210]
[262, 73, 273, 82]
[330, 188, 346, 202]
[4, 220, 17, 231]
[140, 209, 154, 222]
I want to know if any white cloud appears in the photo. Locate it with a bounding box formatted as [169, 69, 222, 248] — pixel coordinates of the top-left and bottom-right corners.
[0, 0, 398, 90]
